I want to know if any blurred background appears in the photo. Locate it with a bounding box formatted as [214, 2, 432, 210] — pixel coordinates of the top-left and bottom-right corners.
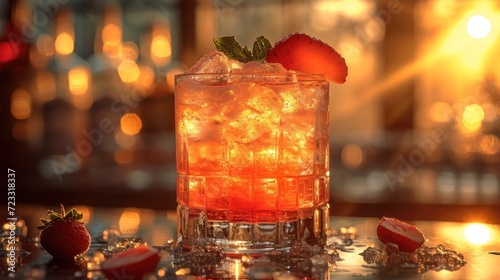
[1, 0, 499, 222]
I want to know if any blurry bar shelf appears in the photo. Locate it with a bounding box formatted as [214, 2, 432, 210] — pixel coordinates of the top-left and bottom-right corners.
[16, 184, 500, 225]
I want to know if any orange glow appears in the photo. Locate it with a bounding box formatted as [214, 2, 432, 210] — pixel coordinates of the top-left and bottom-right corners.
[464, 223, 491, 245]
[479, 134, 500, 155]
[72, 92, 93, 110]
[120, 113, 142, 135]
[55, 32, 74, 55]
[467, 15, 492, 39]
[119, 41, 139, 61]
[461, 104, 484, 132]
[151, 35, 172, 59]
[102, 23, 122, 45]
[150, 21, 172, 65]
[118, 59, 140, 83]
[36, 71, 56, 102]
[102, 41, 120, 59]
[12, 122, 29, 141]
[137, 66, 155, 90]
[429, 102, 453, 123]
[438, 2, 499, 72]
[114, 148, 134, 164]
[36, 35, 55, 56]
[341, 144, 364, 169]
[115, 130, 137, 148]
[118, 208, 141, 235]
[11, 89, 31, 120]
[68, 67, 90, 95]
[166, 68, 185, 91]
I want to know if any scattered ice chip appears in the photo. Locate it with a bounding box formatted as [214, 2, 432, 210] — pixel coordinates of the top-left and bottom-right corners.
[96, 228, 121, 244]
[102, 237, 147, 257]
[359, 243, 466, 272]
[161, 238, 226, 276]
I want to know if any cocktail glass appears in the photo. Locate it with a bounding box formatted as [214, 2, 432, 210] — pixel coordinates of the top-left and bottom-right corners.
[175, 73, 330, 255]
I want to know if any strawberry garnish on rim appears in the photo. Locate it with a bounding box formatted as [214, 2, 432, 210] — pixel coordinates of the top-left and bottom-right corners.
[376, 216, 426, 253]
[266, 33, 348, 84]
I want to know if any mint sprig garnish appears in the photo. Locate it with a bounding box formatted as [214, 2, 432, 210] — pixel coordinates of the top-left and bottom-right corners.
[213, 36, 272, 63]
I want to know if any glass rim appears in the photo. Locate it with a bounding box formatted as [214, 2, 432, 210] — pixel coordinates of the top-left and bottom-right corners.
[175, 72, 327, 81]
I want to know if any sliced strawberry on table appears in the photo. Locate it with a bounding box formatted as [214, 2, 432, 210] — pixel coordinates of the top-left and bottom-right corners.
[101, 246, 161, 280]
[376, 216, 425, 253]
[266, 33, 348, 84]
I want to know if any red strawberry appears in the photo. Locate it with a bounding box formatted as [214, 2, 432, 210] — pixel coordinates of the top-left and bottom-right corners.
[37, 205, 91, 259]
[101, 246, 161, 280]
[266, 33, 348, 84]
[376, 216, 425, 253]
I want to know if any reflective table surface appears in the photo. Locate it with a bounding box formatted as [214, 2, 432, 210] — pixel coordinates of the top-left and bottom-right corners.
[3, 204, 499, 279]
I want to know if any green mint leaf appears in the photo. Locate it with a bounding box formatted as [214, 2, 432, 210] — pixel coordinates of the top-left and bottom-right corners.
[213, 36, 253, 62]
[252, 36, 272, 62]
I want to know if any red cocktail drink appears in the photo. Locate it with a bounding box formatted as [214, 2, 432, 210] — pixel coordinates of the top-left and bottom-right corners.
[175, 70, 330, 253]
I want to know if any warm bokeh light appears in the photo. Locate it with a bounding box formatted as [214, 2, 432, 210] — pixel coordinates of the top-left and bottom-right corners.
[68, 67, 90, 95]
[313, 0, 372, 20]
[102, 23, 122, 45]
[12, 122, 30, 141]
[137, 65, 155, 91]
[461, 104, 484, 132]
[118, 208, 141, 235]
[36, 34, 55, 56]
[71, 91, 93, 110]
[55, 32, 74, 55]
[464, 223, 491, 245]
[119, 41, 139, 61]
[36, 71, 56, 102]
[0, 42, 17, 63]
[114, 148, 134, 164]
[151, 35, 172, 59]
[341, 144, 364, 169]
[479, 134, 500, 155]
[149, 20, 172, 65]
[466, 15, 492, 39]
[166, 68, 186, 91]
[115, 130, 137, 149]
[481, 103, 497, 123]
[102, 42, 120, 59]
[120, 113, 142, 135]
[117, 59, 140, 83]
[429, 102, 453, 123]
[11, 89, 31, 120]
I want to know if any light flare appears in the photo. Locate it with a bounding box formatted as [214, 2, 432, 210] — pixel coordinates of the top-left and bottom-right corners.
[467, 15, 492, 39]
[464, 223, 491, 245]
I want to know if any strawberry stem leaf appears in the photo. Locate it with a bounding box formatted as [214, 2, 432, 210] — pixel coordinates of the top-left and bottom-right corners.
[37, 204, 85, 230]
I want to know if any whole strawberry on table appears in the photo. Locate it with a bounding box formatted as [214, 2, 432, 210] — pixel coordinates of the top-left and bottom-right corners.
[37, 205, 91, 260]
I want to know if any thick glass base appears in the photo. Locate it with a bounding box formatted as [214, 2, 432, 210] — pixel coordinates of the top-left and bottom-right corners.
[177, 204, 329, 255]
